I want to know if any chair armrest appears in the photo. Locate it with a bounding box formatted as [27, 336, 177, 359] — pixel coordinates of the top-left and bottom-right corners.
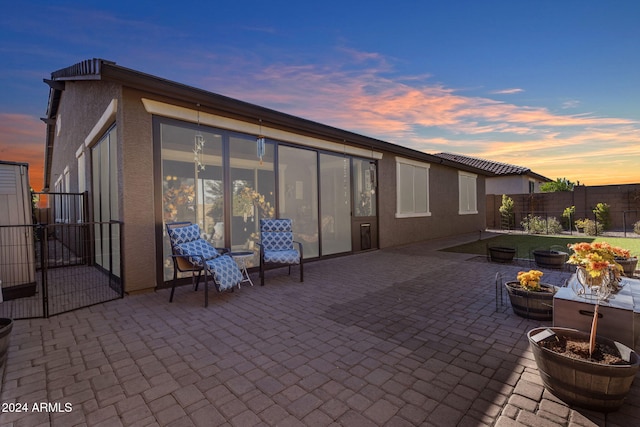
[293, 241, 304, 259]
[172, 252, 208, 263]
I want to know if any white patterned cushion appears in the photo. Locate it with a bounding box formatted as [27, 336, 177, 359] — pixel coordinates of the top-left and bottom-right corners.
[206, 255, 243, 291]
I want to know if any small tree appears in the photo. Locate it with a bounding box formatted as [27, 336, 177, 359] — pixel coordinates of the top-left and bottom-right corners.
[499, 194, 515, 230]
[562, 205, 575, 231]
[540, 177, 575, 193]
[593, 203, 611, 230]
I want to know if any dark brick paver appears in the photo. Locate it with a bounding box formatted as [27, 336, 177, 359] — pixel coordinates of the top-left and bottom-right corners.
[1, 232, 639, 426]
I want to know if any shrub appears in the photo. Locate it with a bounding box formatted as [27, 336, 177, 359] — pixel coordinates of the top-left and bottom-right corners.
[575, 218, 603, 236]
[593, 202, 611, 230]
[634, 220, 640, 235]
[521, 214, 563, 235]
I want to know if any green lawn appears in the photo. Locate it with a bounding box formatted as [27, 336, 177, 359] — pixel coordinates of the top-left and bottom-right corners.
[442, 234, 640, 259]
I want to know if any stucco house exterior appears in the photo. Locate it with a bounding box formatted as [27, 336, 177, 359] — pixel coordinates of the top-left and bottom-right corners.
[435, 153, 551, 195]
[43, 58, 489, 294]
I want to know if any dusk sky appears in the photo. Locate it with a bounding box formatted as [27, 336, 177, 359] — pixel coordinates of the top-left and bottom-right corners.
[1, 1, 639, 192]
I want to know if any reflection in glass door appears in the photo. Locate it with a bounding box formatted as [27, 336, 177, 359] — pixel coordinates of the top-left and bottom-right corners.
[229, 133, 275, 267]
[160, 121, 223, 281]
[278, 146, 318, 258]
[352, 158, 378, 251]
[320, 153, 351, 255]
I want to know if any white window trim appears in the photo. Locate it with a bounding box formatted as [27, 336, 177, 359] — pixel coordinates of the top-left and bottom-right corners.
[395, 157, 431, 218]
[458, 171, 478, 215]
[85, 99, 117, 148]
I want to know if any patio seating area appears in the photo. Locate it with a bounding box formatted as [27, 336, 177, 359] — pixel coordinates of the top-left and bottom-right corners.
[1, 232, 639, 426]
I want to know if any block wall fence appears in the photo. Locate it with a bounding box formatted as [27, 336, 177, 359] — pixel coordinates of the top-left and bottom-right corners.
[486, 184, 640, 233]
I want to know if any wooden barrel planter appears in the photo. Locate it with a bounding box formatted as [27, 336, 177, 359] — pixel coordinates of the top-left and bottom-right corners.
[533, 250, 568, 269]
[0, 318, 13, 369]
[488, 246, 516, 263]
[528, 327, 640, 412]
[616, 257, 638, 277]
[505, 282, 555, 320]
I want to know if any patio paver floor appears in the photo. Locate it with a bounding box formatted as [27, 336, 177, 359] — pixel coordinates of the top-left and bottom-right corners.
[1, 233, 639, 426]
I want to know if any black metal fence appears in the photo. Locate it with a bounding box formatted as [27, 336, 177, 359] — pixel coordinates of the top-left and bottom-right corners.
[0, 222, 123, 319]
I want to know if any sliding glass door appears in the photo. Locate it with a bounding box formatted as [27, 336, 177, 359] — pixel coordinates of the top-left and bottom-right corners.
[91, 125, 120, 277]
[160, 121, 223, 280]
[229, 133, 275, 267]
[278, 146, 319, 258]
[156, 117, 378, 284]
[320, 153, 351, 255]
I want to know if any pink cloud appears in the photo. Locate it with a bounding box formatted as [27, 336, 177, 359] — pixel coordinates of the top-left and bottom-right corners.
[200, 53, 640, 185]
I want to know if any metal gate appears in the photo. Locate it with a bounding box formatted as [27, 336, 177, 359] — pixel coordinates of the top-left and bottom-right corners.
[0, 222, 123, 319]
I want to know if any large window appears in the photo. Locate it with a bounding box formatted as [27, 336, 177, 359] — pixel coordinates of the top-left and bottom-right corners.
[458, 171, 478, 215]
[395, 158, 430, 218]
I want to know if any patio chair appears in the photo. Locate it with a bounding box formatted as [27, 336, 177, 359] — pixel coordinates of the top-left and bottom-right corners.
[166, 222, 243, 307]
[258, 218, 303, 286]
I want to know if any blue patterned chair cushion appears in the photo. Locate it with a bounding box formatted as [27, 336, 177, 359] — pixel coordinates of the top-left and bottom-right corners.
[259, 219, 300, 265]
[262, 231, 295, 251]
[174, 240, 220, 266]
[168, 223, 201, 245]
[260, 219, 293, 233]
[206, 255, 243, 291]
[263, 249, 300, 265]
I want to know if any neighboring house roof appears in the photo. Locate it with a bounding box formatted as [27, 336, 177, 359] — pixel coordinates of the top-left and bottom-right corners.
[42, 58, 491, 190]
[433, 153, 551, 182]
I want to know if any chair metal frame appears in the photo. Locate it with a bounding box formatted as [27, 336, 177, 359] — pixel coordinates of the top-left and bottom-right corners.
[257, 218, 304, 286]
[166, 221, 235, 307]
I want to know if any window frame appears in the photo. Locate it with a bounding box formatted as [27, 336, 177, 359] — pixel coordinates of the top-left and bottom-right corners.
[395, 157, 431, 218]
